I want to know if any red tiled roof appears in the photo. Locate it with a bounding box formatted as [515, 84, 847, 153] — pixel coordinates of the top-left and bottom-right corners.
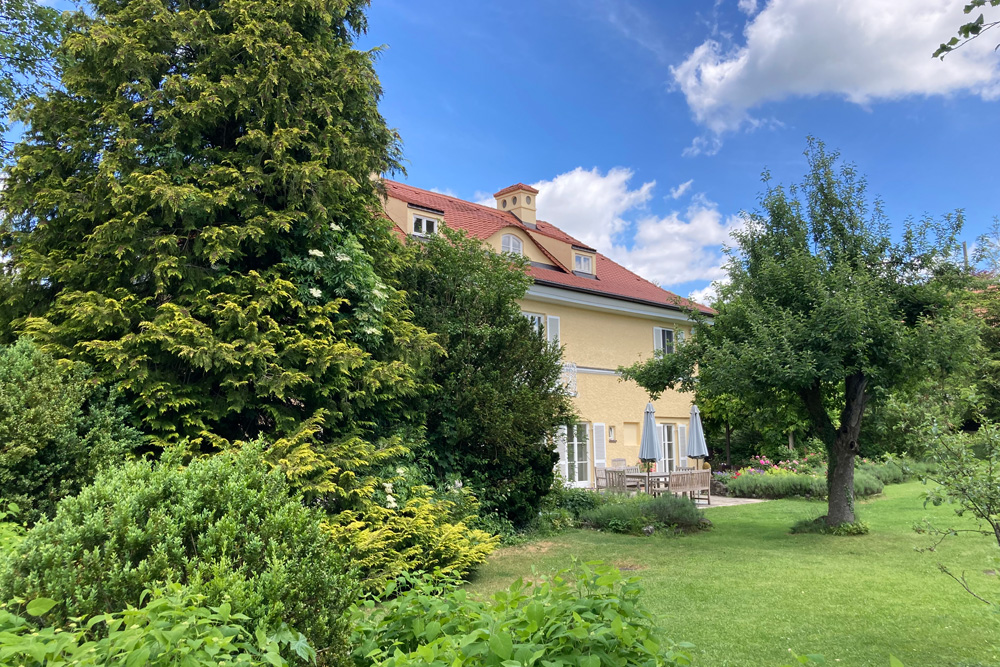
[493, 183, 539, 197]
[383, 180, 715, 316]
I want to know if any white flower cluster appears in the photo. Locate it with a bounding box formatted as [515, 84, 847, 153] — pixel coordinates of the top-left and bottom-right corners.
[385, 494, 397, 509]
[308, 249, 325, 258]
[309, 287, 322, 298]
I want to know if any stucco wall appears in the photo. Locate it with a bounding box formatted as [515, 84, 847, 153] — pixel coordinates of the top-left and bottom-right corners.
[520, 294, 704, 486]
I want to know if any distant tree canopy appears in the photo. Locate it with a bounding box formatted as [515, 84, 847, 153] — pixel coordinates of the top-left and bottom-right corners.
[0, 0, 432, 453]
[399, 228, 575, 528]
[622, 140, 977, 526]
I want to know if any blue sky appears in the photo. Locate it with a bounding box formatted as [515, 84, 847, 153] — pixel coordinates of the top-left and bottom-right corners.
[358, 0, 1000, 303]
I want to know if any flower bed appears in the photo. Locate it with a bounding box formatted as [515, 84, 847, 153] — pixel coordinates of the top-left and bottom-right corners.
[711, 451, 923, 499]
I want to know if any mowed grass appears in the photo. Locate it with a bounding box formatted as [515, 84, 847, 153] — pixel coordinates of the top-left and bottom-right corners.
[465, 482, 1000, 667]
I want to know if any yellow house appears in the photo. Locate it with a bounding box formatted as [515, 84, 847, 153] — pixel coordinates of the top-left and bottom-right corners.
[382, 180, 714, 488]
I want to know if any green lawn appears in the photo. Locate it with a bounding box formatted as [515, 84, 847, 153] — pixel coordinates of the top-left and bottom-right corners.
[465, 482, 1000, 667]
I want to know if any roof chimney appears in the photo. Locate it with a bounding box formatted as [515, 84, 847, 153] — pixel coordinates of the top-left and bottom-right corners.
[493, 183, 538, 227]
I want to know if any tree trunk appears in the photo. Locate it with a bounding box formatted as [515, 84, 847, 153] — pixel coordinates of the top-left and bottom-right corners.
[725, 421, 732, 467]
[826, 372, 869, 526]
[798, 373, 869, 526]
[788, 431, 795, 452]
[826, 432, 858, 525]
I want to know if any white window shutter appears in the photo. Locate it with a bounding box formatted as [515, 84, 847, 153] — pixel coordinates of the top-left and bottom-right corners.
[653, 327, 663, 352]
[678, 424, 688, 466]
[555, 426, 568, 482]
[593, 423, 606, 469]
[547, 316, 560, 345]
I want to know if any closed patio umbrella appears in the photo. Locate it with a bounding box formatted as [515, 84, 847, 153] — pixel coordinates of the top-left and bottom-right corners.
[638, 403, 661, 493]
[687, 404, 709, 462]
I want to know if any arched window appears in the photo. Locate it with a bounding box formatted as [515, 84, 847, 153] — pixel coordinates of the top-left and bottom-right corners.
[501, 234, 523, 256]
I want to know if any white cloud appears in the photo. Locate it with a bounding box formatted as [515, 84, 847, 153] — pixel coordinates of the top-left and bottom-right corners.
[473, 190, 495, 207]
[668, 179, 694, 199]
[737, 0, 758, 15]
[673, 0, 1000, 138]
[688, 282, 723, 307]
[532, 167, 655, 251]
[430, 187, 458, 198]
[524, 167, 741, 292]
[609, 199, 743, 287]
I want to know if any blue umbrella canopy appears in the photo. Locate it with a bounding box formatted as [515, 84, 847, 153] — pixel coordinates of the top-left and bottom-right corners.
[687, 404, 710, 459]
[638, 402, 661, 463]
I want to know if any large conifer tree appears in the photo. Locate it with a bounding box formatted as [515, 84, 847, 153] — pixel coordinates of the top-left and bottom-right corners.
[0, 0, 427, 450]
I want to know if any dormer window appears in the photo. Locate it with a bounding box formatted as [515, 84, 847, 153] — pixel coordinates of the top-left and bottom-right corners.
[501, 234, 523, 256]
[413, 215, 438, 236]
[574, 254, 594, 274]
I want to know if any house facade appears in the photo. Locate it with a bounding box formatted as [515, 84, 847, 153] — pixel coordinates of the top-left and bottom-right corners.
[382, 180, 714, 488]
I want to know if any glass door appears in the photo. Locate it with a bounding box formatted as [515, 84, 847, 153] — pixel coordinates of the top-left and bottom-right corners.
[660, 424, 675, 472]
[566, 423, 590, 487]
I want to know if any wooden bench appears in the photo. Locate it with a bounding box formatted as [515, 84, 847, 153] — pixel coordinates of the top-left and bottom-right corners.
[668, 470, 711, 504]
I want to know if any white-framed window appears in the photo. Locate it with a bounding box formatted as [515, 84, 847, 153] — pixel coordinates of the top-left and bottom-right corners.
[574, 253, 594, 274]
[608, 425, 616, 442]
[522, 311, 544, 334]
[501, 234, 523, 256]
[653, 327, 674, 354]
[412, 215, 438, 236]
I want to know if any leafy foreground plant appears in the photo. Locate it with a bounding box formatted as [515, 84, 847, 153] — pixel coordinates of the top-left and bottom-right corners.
[0, 585, 313, 666]
[351, 561, 693, 667]
[0, 442, 353, 663]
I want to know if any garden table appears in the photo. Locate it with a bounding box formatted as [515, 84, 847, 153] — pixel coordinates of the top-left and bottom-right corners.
[624, 471, 670, 494]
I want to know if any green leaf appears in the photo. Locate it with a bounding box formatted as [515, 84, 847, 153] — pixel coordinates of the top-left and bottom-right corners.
[125, 646, 150, 667]
[489, 632, 513, 660]
[25, 598, 57, 616]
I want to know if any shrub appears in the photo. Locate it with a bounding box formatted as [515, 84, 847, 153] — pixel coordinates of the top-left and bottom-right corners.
[578, 494, 703, 535]
[548, 485, 602, 517]
[725, 472, 827, 499]
[0, 584, 314, 666]
[0, 443, 354, 663]
[350, 561, 694, 667]
[858, 458, 905, 485]
[853, 470, 884, 497]
[725, 470, 884, 499]
[328, 482, 498, 593]
[0, 502, 24, 557]
[791, 517, 871, 536]
[0, 338, 140, 523]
